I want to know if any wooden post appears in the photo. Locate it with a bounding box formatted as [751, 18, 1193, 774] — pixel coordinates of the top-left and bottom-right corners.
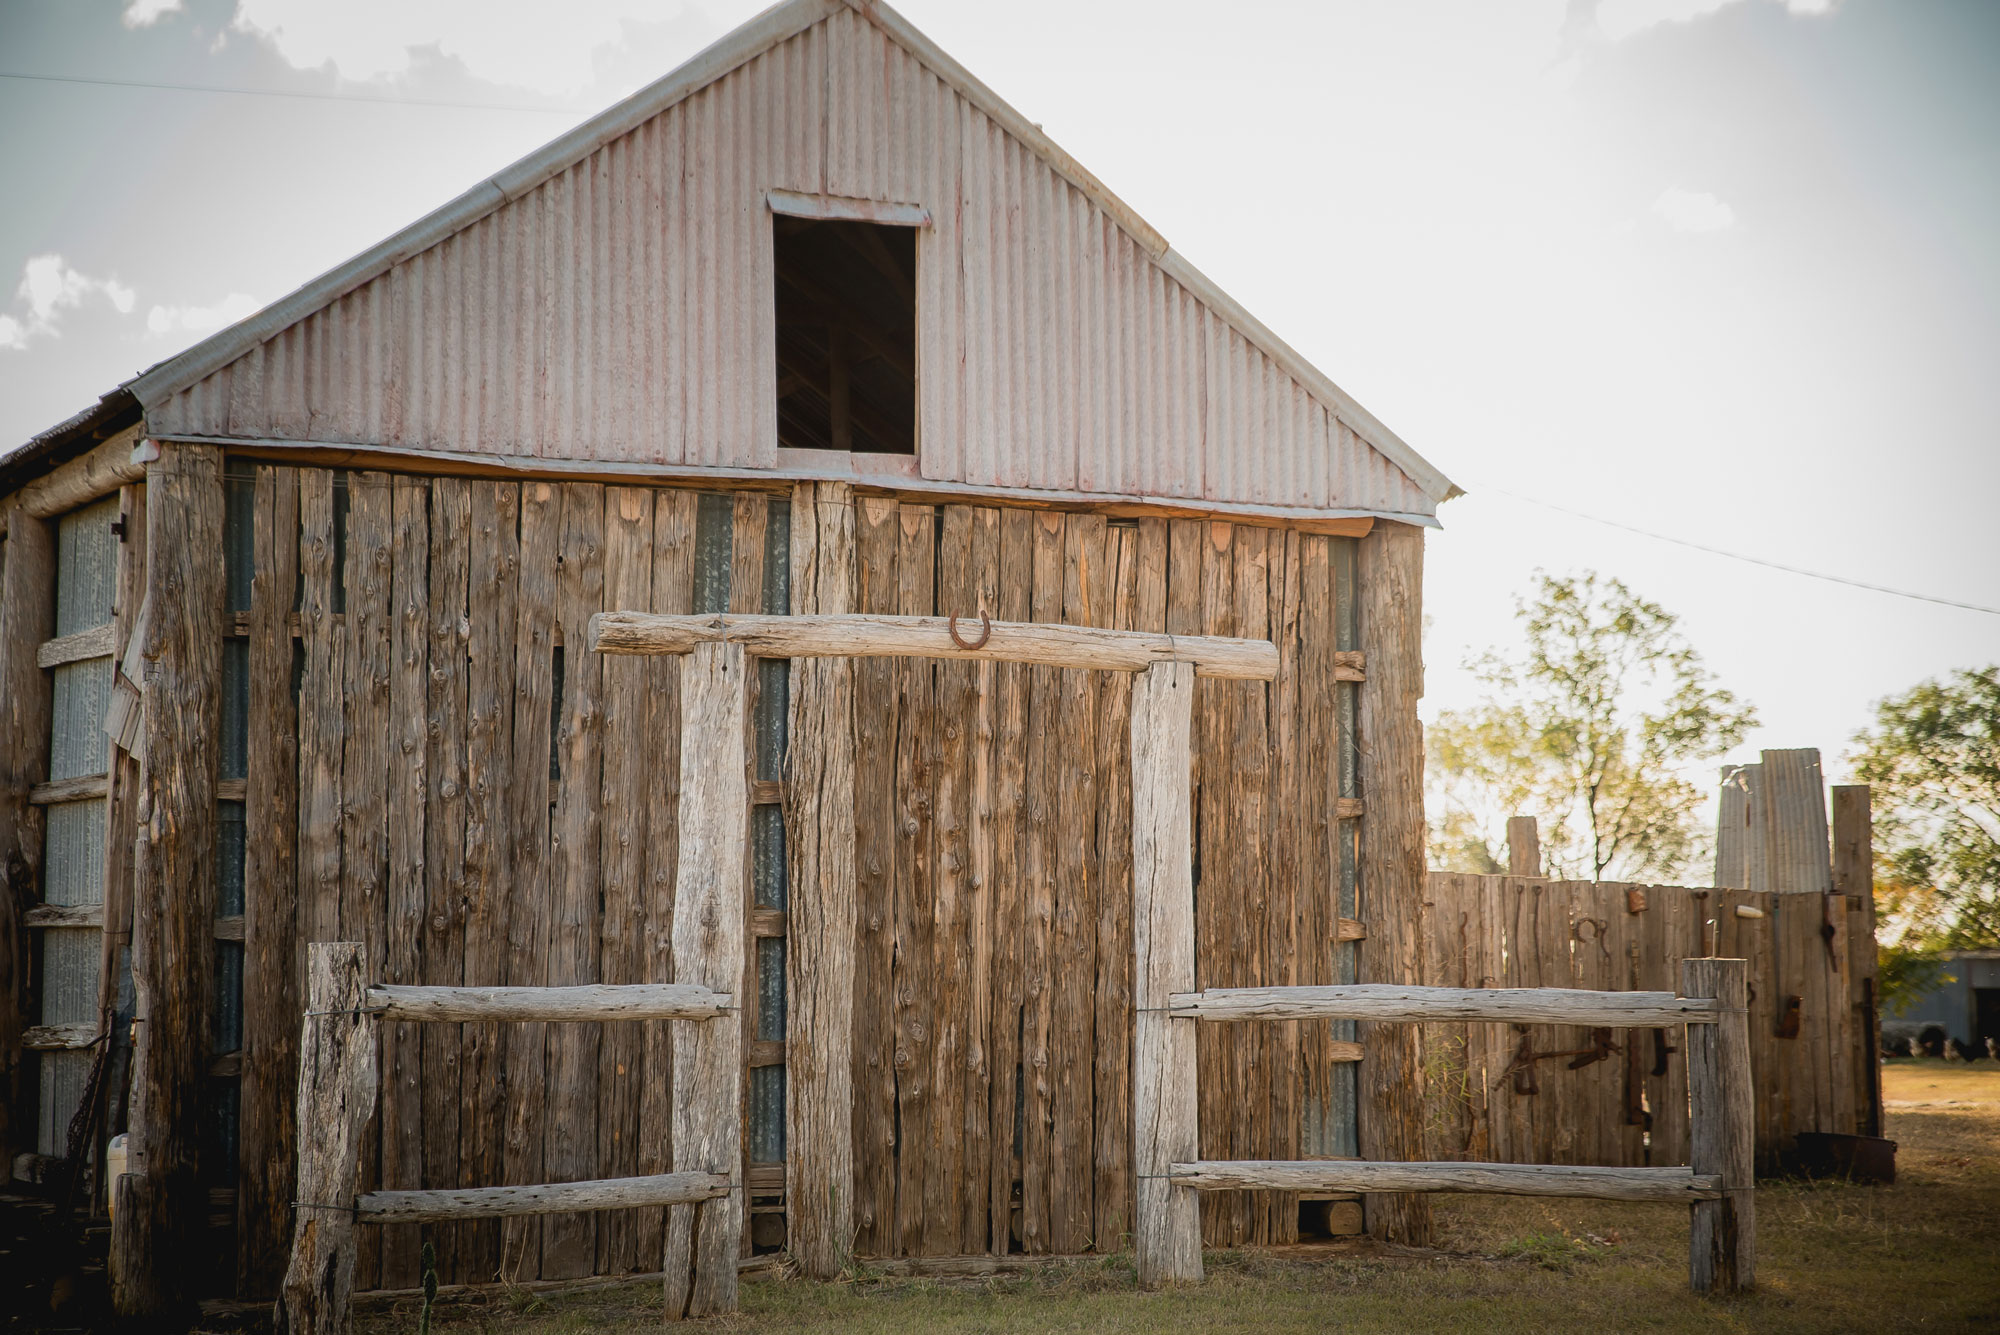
[1831, 786, 1881, 1136]
[1355, 522, 1433, 1245]
[1683, 957, 1754, 1294]
[1506, 817, 1540, 878]
[279, 942, 378, 1335]
[663, 640, 747, 1319]
[114, 442, 224, 1317]
[1131, 661, 1200, 1286]
[785, 482, 857, 1279]
[0, 499, 55, 1173]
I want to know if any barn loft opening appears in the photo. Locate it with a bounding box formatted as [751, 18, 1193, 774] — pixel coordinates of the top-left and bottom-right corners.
[773, 217, 917, 454]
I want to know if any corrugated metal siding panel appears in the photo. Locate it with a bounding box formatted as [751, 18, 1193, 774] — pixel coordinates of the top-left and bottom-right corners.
[43, 799, 106, 907]
[151, 12, 1433, 518]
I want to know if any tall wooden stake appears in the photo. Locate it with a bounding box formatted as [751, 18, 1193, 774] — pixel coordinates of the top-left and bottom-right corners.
[1131, 661, 1200, 1286]
[1684, 957, 1754, 1293]
[785, 482, 857, 1278]
[279, 942, 378, 1335]
[663, 640, 748, 1318]
[1506, 817, 1540, 878]
[0, 499, 54, 1174]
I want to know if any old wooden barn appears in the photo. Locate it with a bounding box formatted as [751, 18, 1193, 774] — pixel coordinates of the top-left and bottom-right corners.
[0, 0, 1460, 1314]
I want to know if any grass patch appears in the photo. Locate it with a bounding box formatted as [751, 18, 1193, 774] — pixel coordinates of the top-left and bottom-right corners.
[355, 1061, 2000, 1334]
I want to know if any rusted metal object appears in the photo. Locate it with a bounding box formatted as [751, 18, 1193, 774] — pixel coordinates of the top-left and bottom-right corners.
[946, 610, 992, 651]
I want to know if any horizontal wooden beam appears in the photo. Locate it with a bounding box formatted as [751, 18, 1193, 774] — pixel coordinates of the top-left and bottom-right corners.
[37, 624, 114, 669]
[1169, 1160, 1723, 1202]
[23, 1022, 98, 1051]
[590, 612, 1280, 681]
[29, 773, 107, 805]
[1168, 983, 1720, 1028]
[14, 428, 146, 521]
[364, 982, 733, 1023]
[357, 1171, 731, 1224]
[24, 903, 103, 929]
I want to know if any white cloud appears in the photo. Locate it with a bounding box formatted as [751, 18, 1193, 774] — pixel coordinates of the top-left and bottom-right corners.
[1654, 187, 1737, 233]
[122, 0, 185, 28]
[0, 255, 139, 350]
[1596, 0, 1837, 41]
[229, 0, 723, 96]
[146, 293, 262, 338]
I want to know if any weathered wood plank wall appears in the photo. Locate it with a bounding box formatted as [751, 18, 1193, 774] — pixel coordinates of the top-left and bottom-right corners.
[1420, 873, 1878, 1173]
[217, 467, 1379, 1290]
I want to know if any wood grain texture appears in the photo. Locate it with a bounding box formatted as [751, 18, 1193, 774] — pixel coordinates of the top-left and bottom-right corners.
[1018, 511, 1061, 1254]
[892, 504, 938, 1255]
[241, 464, 300, 1296]
[590, 611, 1278, 679]
[114, 443, 224, 1316]
[279, 942, 378, 1335]
[1130, 662, 1200, 1287]
[366, 984, 730, 1022]
[662, 640, 748, 1319]
[1170, 984, 1718, 1026]
[928, 505, 975, 1258]
[359, 1172, 729, 1224]
[1685, 958, 1754, 1293]
[1354, 520, 1432, 1245]
[987, 508, 1032, 1254]
[784, 481, 857, 1278]
[1831, 786, 1880, 1137]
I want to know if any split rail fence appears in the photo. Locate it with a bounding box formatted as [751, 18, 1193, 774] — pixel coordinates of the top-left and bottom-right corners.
[1130, 663, 1756, 1294]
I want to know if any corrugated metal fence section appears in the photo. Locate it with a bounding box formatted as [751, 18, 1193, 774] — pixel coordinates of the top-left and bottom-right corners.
[149, 9, 1433, 520]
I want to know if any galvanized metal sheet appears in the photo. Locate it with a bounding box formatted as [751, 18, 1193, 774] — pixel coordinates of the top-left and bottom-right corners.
[149, 12, 1436, 520]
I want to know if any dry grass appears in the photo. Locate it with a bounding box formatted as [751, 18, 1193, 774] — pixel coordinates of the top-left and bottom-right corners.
[357, 1061, 2000, 1335]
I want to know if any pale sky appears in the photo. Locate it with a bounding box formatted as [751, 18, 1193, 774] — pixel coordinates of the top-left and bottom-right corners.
[3, 0, 1995, 800]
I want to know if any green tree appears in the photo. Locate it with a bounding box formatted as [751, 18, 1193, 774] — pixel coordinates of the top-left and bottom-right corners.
[1850, 665, 2000, 948]
[1428, 571, 1757, 882]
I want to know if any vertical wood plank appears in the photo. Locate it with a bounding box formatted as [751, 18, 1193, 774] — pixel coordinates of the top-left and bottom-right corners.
[1193, 520, 1242, 1244]
[1230, 526, 1271, 1242]
[422, 477, 470, 1279]
[296, 470, 343, 974]
[1296, 534, 1337, 1163]
[1092, 522, 1141, 1252]
[636, 489, 695, 1265]
[0, 500, 54, 1174]
[784, 481, 857, 1278]
[928, 505, 975, 1258]
[1264, 530, 1301, 1240]
[1018, 510, 1061, 1253]
[1832, 786, 1880, 1137]
[598, 485, 654, 1274]
[961, 506, 1001, 1253]
[663, 641, 747, 1319]
[1685, 957, 1754, 1293]
[115, 444, 224, 1315]
[987, 509, 1033, 1254]
[726, 494, 765, 1263]
[501, 480, 558, 1280]
[458, 480, 519, 1281]
[240, 465, 299, 1296]
[892, 504, 937, 1255]
[850, 496, 898, 1256]
[543, 483, 606, 1279]
[1354, 521, 1432, 1245]
[1131, 661, 1200, 1288]
[379, 475, 430, 1290]
[278, 942, 377, 1335]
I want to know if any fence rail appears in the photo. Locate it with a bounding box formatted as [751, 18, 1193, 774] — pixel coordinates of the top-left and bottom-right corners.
[1168, 984, 1719, 1028]
[1167, 1160, 1723, 1202]
[357, 1172, 732, 1224]
[364, 982, 732, 1023]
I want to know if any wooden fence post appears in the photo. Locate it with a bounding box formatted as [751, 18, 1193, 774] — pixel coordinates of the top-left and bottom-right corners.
[1506, 817, 1540, 878]
[279, 942, 378, 1335]
[1831, 785, 1881, 1136]
[1683, 957, 1754, 1293]
[663, 640, 748, 1318]
[1131, 661, 1201, 1287]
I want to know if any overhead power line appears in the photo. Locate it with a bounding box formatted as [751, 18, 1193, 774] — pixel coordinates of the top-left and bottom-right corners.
[1473, 483, 2000, 617]
[0, 69, 593, 114]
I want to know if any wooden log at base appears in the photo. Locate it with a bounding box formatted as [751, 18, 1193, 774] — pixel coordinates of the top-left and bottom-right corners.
[1130, 661, 1202, 1287]
[662, 640, 748, 1320]
[279, 942, 379, 1335]
[1169, 1160, 1723, 1202]
[358, 1172, 730, 1224]
[1684, 958, 1754, 1294]
[1168, 984, 1719, 1028]
[784, 481, 858, 1280]
[589, 610, 1279, 680]
[363, 983, 731, 1023]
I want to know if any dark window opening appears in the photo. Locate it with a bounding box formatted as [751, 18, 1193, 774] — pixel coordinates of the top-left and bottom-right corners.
[774, 217, 916, 454]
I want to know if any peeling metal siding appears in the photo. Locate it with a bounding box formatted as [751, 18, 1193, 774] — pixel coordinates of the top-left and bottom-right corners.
[152, 13, 1434, 519]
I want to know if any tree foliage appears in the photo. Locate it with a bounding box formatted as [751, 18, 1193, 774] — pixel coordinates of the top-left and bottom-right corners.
[1851, 665, 2000, 948]
[1428, 571, 1757, 882]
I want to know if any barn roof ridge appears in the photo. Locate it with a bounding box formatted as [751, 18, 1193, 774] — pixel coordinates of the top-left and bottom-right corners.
[84, 0, 1459, 507]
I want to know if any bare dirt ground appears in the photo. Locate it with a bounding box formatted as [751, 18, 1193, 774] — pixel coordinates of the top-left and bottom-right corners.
[353, 1059, 2000, 1335]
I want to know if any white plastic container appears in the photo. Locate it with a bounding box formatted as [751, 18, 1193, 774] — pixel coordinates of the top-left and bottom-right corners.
[105, 1134, 128, 1217]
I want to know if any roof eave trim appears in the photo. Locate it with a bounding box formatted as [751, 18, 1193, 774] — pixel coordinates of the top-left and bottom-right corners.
[123, 0, 842, 410]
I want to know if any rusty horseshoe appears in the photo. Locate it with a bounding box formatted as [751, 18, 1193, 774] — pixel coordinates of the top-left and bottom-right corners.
[948, 610, 993, 651]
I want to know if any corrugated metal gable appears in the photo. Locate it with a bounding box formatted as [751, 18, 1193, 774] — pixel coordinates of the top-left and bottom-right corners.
[146, 1, 1442, 519]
